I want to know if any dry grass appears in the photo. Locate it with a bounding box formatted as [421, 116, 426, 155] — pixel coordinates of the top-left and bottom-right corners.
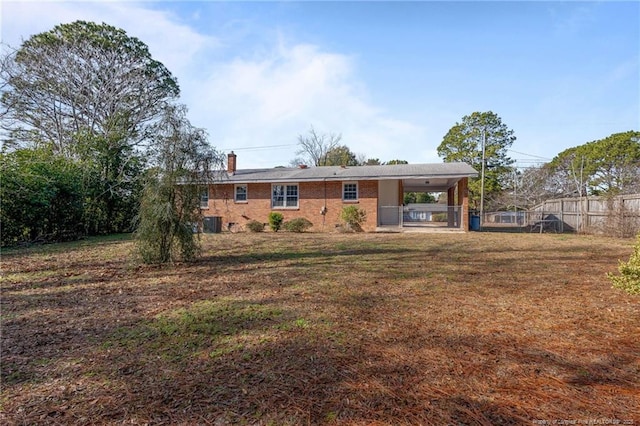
[1, 232, 639, 425]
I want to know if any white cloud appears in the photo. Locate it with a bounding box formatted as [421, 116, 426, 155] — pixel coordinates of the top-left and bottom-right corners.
[2, 1, 433, 168]
[1, 1, 216, 82]
[187, 40, 430, 167]
[605, 58, 639, 86]
[548, 3, 598, 36]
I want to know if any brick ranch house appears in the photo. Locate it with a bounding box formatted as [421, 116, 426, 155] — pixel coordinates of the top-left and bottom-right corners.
[200, 152, 478, 232]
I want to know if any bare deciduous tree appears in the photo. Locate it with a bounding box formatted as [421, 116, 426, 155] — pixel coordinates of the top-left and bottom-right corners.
[293, 127, 342, 167]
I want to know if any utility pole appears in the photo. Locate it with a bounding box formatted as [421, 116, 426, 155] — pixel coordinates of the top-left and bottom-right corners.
[513, 167, 518, 227]
[479, 128, 486, 229]
[579, 155, 585, 232]
[513, 168, 516, 211]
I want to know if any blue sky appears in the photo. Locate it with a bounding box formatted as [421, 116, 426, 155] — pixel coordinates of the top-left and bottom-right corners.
[2, 1, 639, 169]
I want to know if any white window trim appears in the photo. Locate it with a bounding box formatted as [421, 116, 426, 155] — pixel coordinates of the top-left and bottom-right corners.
[200, 187, 209, 208]
[271, 183, 299, 209]
[342, 181, 359, 202]
[234, 184, 248, 203]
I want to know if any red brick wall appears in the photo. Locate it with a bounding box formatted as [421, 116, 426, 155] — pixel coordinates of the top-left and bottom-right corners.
[457, 177, 470, 231]
[201, 180, 379, 232]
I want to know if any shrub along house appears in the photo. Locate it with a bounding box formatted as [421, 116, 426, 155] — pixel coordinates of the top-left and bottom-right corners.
[200, 152, 478, 232]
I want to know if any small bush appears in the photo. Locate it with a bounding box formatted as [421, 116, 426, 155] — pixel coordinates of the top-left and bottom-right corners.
[284, 217, 313, 233]
[341, 206, 367, 232]
[246, 220, 265, 233]
[608, 233, 640, 295]
[268, 212, 284, 232]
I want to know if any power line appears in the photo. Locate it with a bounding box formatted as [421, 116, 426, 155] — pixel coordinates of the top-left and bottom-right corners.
[507, 149, 551, 161]
[219, 144, 296, 152]
[513, 159, 547, 163]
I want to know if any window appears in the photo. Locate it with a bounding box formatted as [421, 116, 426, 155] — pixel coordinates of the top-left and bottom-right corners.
[272, 184, 298, 208]
[200, 188, 209, 208]
[235, 184, 247, 202]
[343, 182, 358, 201]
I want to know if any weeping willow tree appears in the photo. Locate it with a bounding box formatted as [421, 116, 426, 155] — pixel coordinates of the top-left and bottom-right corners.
[135, 104, 223, 264]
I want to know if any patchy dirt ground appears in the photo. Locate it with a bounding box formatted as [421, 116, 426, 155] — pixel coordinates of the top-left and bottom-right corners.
[1, 232, 639, 425]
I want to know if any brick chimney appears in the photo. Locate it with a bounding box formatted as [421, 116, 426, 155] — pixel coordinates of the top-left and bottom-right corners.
[227, 151, 237, 174]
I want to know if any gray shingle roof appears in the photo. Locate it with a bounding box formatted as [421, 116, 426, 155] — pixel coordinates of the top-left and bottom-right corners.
[214, 162, 478, 184]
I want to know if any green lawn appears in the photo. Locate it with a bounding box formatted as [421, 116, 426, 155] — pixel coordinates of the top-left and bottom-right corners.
[1, 232, 638, 425]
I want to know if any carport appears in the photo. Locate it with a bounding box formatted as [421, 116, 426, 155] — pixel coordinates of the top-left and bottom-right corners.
[376, 163, 477, 232]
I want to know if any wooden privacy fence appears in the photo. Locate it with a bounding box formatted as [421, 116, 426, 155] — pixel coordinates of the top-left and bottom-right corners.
[481, 194, 640, 236]
[529, 194, 640, 237]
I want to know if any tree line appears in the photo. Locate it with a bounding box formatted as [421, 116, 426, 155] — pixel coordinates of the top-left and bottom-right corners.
[2, 21, 637, 252]
[297, 113, 639, 212]
[1, 21, 220, 262]
[436, 112, 639, 211]
[511, 130, 640, 208]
